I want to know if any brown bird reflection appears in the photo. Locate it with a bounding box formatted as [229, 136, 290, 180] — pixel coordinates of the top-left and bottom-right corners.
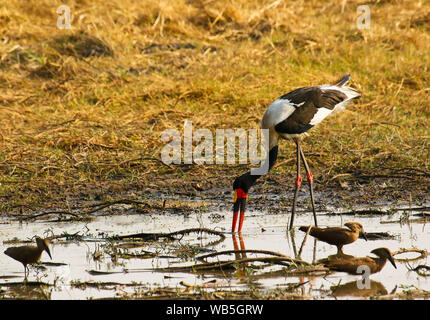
[299, 222, 367, 254]
[4, 237, 52, 280]
[3, 283, 53, 299]
[330, 280, 388, 298]
[320, 247, 397, 275]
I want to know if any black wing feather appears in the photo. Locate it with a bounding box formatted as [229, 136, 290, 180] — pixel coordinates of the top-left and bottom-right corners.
[274, 86, 347, 135]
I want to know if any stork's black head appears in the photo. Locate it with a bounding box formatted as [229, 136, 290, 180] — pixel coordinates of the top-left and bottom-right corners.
[232, 172, 256, 233]
[231, 145, 278, 233]
[232, 172, 254, 194]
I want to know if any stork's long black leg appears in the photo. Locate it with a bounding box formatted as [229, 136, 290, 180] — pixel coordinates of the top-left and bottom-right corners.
[299, 147, 318, 227]
[289, 139, 302, 230]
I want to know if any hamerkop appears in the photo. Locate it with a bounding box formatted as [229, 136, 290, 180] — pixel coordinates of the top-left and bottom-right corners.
[4, 237, 52, 279]
[323, 247, 397, 275]
[299, 222, 367, 254]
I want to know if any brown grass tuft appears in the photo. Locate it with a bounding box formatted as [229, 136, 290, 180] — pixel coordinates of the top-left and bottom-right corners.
[50, 31, 114, 58]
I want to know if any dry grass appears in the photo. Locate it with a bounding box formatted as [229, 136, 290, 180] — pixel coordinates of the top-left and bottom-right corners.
[0, 0, 429, 212]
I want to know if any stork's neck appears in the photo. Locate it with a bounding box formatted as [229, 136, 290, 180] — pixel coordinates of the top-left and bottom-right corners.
[238, 145, 279, 191]
[264, 145, 279, 173]
[268, 128, 280, 150]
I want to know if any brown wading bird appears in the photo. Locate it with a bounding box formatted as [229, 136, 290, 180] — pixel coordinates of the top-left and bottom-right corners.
[322, 248, 397, 275]
[4, 237, 52, 279]
[299, 222, 367, 254]
[232, 74, 361, 233]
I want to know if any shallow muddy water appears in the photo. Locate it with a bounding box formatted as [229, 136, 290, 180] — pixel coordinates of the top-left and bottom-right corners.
[1, 202, 429, 300]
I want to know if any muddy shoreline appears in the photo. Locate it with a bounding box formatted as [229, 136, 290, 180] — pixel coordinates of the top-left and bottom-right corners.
[3, 169, 429, 219]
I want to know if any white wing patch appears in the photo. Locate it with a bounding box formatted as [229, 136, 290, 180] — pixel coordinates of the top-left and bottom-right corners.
[320, 85, 361, 100]
[309, 107, 333, 126]
[293, 101, 305, 107]
[317, 85, 361, 117]
[261, 99, 296, 129]
[331, 99, 349, 114]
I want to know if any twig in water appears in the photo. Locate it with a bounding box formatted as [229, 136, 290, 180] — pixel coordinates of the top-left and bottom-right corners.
[392, 248, 428, 262]
[196, 249, 287, 261]
[298, 226, 312, 258]
[111, 228, 226, 247]
[20, 211, 79, 221]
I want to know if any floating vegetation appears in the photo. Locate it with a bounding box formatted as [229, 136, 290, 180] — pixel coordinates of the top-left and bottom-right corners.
[196, 249, 288, 261]
[392, 248, 428, 263]
[111, 228, 226, 247]
[360, 232, 397, 240]
[407, 265, 430, 277]
[152, 255, 310, 273]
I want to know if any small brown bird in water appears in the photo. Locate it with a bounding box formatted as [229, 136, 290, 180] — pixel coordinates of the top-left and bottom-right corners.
[299, 222, 367, 254]
[4, 237, 52, 279]
[322, 247, 397, 275]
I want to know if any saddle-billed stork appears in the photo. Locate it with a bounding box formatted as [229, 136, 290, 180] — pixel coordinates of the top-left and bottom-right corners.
[232, 74, 361, 233]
